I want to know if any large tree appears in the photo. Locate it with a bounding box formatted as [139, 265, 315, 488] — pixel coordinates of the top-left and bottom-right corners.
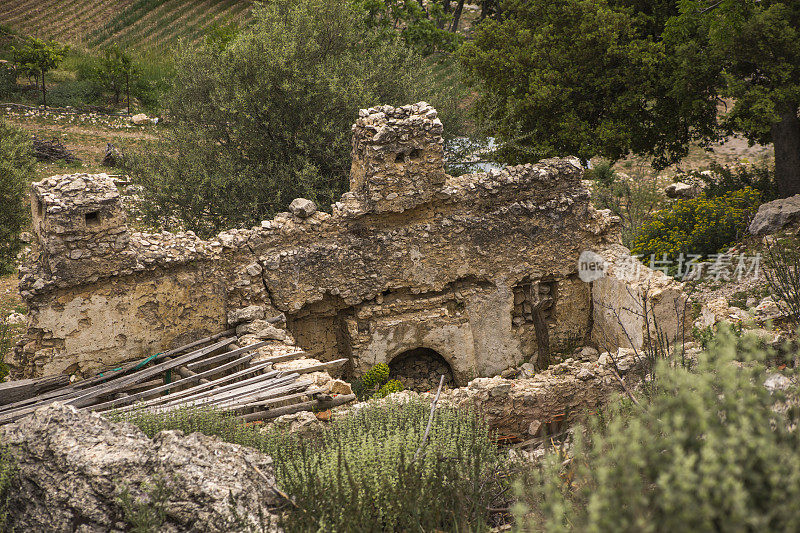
[128, 0, 468, 236]
[461, 0, 800, 197]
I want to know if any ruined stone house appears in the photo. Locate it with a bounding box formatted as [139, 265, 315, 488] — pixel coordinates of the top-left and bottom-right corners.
[12, 102, 673, 386]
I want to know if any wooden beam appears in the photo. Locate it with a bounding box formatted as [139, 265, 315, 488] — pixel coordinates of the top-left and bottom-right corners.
[185, 341, 267, 371]
[0, 374, 69, 406]
[73, 329, 236, 389]
[118, 364, 278, 412]
[239, 393, 356, 423]
[0, 338, 237, 424]
[88, 353, 256, 412]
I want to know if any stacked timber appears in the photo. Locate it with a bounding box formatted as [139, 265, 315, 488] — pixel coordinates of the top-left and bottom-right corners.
[0, 330, 353, 425]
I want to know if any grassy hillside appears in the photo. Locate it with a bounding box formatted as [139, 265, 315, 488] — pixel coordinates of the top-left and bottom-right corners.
[0, 0, 252, 51]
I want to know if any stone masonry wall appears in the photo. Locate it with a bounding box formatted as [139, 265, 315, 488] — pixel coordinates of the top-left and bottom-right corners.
[12, 102, 622, 381]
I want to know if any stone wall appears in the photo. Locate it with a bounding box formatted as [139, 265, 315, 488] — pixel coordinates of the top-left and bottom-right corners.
[13, 102, 624, 381]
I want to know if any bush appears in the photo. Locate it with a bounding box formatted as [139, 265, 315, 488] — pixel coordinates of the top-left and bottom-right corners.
[587, 162, 666, 247]
[762, 238, 800, 324]
[697, 162, 777, 201]
[46, 79, 101, 108]
[631, 187, 760, 265]
[0, 62, 15, 98]
[516, 328, 800, 532]
[0, 444, 15, 530]
[0, 119, 34, 274]
[114, 400, 508, 532]
[127, 0, 469, 236]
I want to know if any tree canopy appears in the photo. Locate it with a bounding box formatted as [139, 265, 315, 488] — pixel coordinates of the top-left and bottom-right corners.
[11, 37, 68, 108]
[128, 0, 464, 236]
[461, 0, 800, 196]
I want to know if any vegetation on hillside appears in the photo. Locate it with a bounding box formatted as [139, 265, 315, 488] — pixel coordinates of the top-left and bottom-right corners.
[461, 0, 800, 196]
[516, 328, 800, 532]
[124, 0, 471, 236]
[116, 399, 510, 532]
[0, 119, 34, 274]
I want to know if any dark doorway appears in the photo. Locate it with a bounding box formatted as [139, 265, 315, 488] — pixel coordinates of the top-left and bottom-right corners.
[389, 348, 455, 392]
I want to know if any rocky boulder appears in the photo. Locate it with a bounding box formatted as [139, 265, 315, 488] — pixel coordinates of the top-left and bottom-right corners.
[1, 403, 281, 532]
[665, 181, 701, 199]
[288, 198, 317, 218]
[748, 194, 800, 235]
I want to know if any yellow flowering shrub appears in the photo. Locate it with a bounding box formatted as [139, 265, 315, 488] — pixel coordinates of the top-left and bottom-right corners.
[631, 187, 760, 261]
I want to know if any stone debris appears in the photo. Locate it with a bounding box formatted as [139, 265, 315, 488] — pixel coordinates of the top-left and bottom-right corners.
[130, 113, 150, 125]
[1, 403, 281, 532]
[665, 181, 701, 199]
[748, 194, 800, 235]
[288, 197, 317, 218]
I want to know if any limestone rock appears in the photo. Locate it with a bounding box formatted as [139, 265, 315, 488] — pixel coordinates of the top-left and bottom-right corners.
[592, 244, 689, 351]
[1, 403, 280, 533]
[288, 198, 317, 218]
[267, 410, 324, 437]
[130, 113, 150, 125]
[325, 379, 353, 395]
[748, 194, 800, 235]
[753, 296, 782, 320]
[665, 182, 700, 199]
[5, 311, 25, 325]
[236, 319, 287, 340]
[227, 305, 266, 326]
[764, 373, 791, 392]
[519, 362, 535, 379]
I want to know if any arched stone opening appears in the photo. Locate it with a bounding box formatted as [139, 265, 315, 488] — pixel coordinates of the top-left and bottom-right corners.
[389, 347, 455, 392]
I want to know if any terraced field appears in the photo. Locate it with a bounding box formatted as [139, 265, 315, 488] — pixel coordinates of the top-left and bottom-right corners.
[0, 0, 253, 50]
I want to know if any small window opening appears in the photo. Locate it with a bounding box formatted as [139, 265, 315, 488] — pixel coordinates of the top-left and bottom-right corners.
[85, 211, 100, 226]
[408, 148, 422, 160]
[395, 152, 405, 163]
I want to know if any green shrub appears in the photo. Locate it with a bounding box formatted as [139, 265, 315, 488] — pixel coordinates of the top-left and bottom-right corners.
[515, 328, 800, 532]
[126, 0, 469, 236]
[0, 444, 15, 530]
[697, 162, 777, 201]
[46, 79, 101, 107]
[587, 163, 666, 247]
[351, 362, 405, 400]
[375, 379, 404, 399]
[762, 238, 800, 324]
[0, 62, 15, 98]
[631, 187, 760, 265]
[114, 400, 507, 532]
[0, 119, 34, 274]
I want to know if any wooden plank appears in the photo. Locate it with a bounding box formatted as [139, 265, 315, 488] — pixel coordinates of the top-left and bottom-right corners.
[0, 338, 237, 423]
[278, 358, 348, 375]
[117, 363, 278, 412]
[0, 374, 69, 406]
[88, 352, 256, 412]
[198, 374, 300, 408]
[239, 393, 356, 422]
[226, 387, 322, 414]
[0, 333, 239, 415]
[73, 329, 236, 389]
[214, 382, 315, 412]
[184, 341, 268, 371]
[178, 373, 299, 410]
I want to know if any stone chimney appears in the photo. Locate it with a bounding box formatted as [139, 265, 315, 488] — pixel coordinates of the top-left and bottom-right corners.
[30, 173, 133, 283]
[349, 102, 446, 213]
